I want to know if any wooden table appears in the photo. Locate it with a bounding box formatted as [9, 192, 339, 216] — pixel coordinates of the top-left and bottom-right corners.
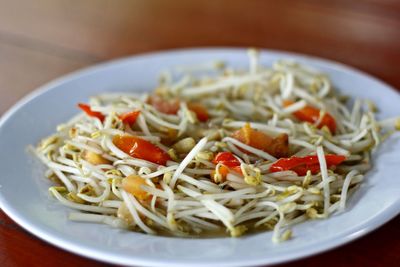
[0, 0, 399, 266]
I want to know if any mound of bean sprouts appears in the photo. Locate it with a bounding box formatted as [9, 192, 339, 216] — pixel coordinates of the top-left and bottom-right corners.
[34, 50, 398, 242]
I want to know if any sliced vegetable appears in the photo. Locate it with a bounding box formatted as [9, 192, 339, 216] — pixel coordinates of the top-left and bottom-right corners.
[212, 152, 241, 167]
[283, 100, 336, 133]
[113, 135, 171, 165]
[211, 152, 242, 183]
[187, 103, 209, 122]
[148, 95, 209, 121]
[232, 123, 289, 158]
[78, 103, 105, 122]
[211, 165, 242, 183]
[122, 175, 150, 200]
[269, 154, 346, 176]
[119, 110, 141, 124]
[213, 165, 229, 181]
[148, 95, 180, 115]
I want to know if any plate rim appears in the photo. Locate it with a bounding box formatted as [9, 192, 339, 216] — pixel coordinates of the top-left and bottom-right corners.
[0, 47, 399, 267]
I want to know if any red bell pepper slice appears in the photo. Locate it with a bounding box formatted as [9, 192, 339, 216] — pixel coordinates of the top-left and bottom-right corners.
[78, 103, 105, 122]
[283, 100, 336, 133]
[232, 123, 289, 158]
[212, 152, 241, 167]
[113, 135, 171, 165]
[148, 95, 209, 122]
[269, 154, 346, 176]
[119, 110, 141, 125]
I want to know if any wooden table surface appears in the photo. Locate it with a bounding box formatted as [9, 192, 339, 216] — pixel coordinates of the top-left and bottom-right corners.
[0, 0, 399, 266]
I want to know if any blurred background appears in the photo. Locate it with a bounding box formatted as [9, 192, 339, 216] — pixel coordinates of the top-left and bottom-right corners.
[0, 0, 399, 266]
[1, 0, 400, 115]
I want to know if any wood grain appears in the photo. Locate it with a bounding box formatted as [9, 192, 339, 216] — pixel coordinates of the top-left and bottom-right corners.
[0, 0, 399, 266]
[0, 211, 109, 267]
[0, 0, 399, 87]
[0, 42, 91, 114]
[1, 210, 398, 267]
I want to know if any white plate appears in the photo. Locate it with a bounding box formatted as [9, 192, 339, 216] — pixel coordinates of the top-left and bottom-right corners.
[0, 48, 399, 267]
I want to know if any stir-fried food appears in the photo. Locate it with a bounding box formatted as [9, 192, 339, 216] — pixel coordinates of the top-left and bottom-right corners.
[34, 50, 399, 242]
